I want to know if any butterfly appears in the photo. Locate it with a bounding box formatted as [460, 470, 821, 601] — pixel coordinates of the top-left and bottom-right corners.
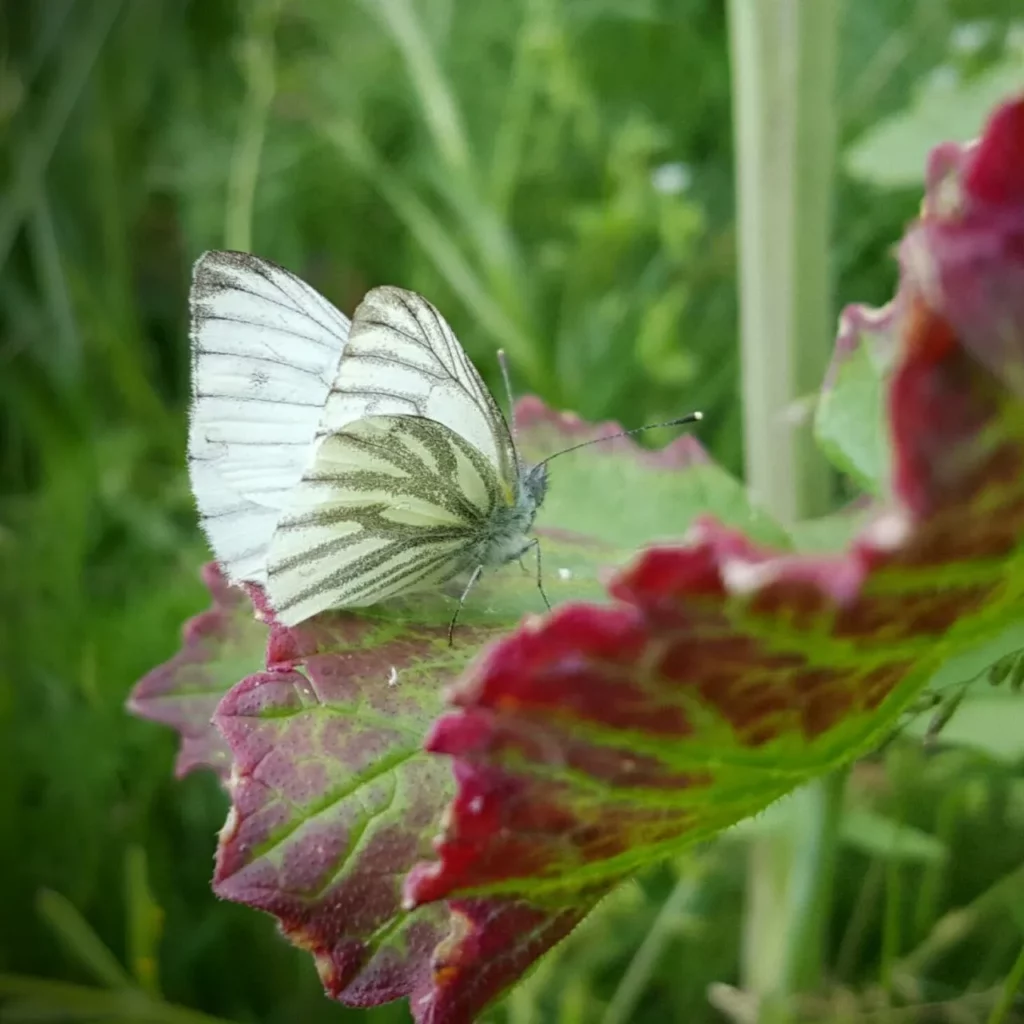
[188, 250, 700, 642]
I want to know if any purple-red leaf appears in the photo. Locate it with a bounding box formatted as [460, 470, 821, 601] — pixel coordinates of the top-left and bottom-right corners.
[203, 402, 747, 1023]
[404, 96, 1024, 949]
[127, 563, 266, 779]
[213, 657, 451, 1009]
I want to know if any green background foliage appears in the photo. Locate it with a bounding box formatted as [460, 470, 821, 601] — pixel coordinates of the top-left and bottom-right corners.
[1, 1, 1024, 1021]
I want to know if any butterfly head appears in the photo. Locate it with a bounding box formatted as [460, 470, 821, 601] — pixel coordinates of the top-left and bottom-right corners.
[521, 462, 549, 512]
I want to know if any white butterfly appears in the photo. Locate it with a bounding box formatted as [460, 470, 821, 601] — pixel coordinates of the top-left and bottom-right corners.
[187, 250, 550, 639]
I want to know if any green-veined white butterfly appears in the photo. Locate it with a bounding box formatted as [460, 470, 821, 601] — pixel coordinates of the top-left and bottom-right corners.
[188, 250, 700, 642]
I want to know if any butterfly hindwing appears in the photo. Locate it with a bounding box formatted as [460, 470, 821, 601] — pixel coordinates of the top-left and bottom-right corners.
[188, 251, 350, 584]
[266, 414, 505, 625]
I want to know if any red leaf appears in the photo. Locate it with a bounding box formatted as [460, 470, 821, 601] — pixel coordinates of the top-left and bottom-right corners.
[126, 563, 265, 779]
[963, 97, 1024, 209]
[405, 96, 1024, 942]
[205, 395, 730, 1022]
[131, 390, 740, 1022]
[210, 602, 598, 1023]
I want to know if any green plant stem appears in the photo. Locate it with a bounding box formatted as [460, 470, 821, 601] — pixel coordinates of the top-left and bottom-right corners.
[911, 787, 959, 943]
[28, 191, 80, 383]
[728, 0, 836, 521]
[987, 943, 1024, 1024]
[602, 863, 702, 1024]
[361, 0, 471, 177]
[836, 857, 885, 979]
[36, 890, 134, 991]
[224, 0, 281, 252]
[727, 0, 840, 1020]
[896, 860, 1024, 981]
[880, 853, 903, 994]
[490, 0, 546, 217]
[780, 768, 848, 989]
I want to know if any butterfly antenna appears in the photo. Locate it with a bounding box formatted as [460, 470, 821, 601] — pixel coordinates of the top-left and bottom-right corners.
[537, 412, 703, 468]
[496, 349, 522, 464]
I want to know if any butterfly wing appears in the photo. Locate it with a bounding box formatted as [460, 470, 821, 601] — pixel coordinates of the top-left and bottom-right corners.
[319, 285, 519, 487]
[265, 414, 503, 625]
[188, 251, 350, 584]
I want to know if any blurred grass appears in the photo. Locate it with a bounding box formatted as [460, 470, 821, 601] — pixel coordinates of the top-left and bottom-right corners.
[1, 1, 1024, 1021]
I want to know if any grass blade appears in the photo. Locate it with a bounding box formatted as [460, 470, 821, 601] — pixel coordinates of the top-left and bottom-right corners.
[36, 891, 133, 992]
[358, 0, 471, 177]
[0, 0, 124, 271]
[321, 118, 544, 385]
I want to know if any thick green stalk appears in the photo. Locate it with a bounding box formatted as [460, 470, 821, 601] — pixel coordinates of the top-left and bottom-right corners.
[729, 0, 836, 522]
[727, 0, 841, 1019]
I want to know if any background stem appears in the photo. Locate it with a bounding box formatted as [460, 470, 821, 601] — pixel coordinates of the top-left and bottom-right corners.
[727, 0, 841, 1019]
[224, 0, 281, 253]
[728, 0, 836, 521]
[603, 862, 703, 1024]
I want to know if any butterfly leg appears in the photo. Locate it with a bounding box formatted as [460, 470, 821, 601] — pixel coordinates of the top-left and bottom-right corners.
[524, 538, 551, 611]
[448, 564, 484, 647]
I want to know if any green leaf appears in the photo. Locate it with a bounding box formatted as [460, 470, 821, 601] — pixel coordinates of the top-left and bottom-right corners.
[813, 302, 894, 495]
[36, 890, 133, 991]
[787, 505, 872, 553]
[124, 846, 162, 996]
[516, 398, 790, 554]
[728, 798, 947, 864]
[840, 808, 946, 864]
[0, 974, 232, 1024]
[904, 692, 1024, 763]
[845, 59, 1024, 189]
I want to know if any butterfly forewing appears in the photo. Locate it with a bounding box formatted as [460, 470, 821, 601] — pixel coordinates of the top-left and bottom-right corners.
[188, 251, 350, 583]
[265, 415, 504, 624]
[320, 286, 518, 488]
